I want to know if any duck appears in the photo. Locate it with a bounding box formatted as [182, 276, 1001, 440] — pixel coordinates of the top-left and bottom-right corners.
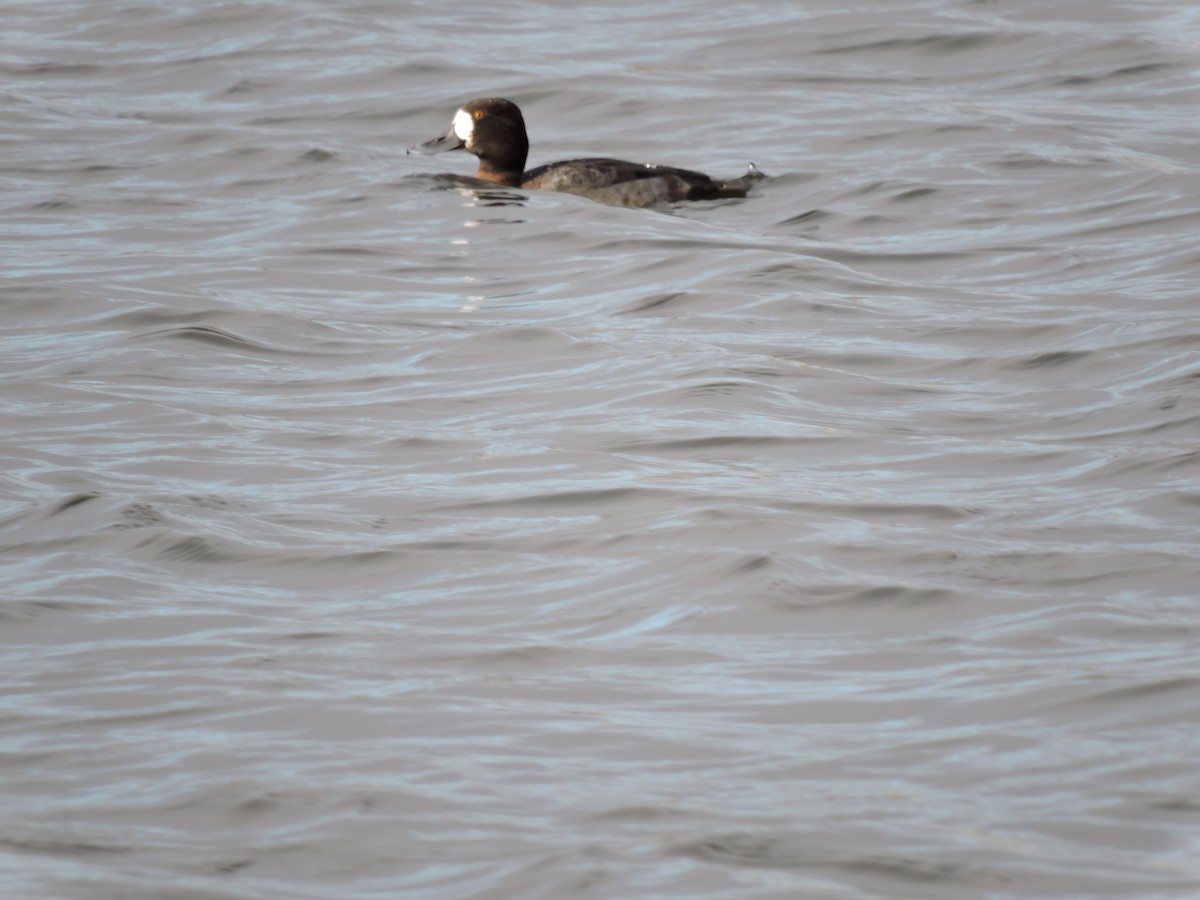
[409, 97, 762, 208]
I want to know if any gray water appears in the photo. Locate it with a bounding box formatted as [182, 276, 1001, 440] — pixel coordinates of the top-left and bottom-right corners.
[3, 1, 1200, 897]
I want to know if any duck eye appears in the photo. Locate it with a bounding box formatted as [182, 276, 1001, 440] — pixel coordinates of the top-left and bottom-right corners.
[473, 109, 485, 120]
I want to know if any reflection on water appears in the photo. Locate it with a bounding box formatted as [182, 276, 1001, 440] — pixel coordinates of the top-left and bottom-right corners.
[431, 173, 530, 208]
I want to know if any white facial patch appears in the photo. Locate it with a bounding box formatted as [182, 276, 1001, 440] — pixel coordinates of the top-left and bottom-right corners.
[452, 108, 474, 146]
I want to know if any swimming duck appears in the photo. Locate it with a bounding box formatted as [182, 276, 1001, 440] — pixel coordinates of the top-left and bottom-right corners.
[409, 97, 761, 207]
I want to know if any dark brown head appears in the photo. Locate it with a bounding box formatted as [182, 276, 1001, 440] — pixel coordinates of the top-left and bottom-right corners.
[410, 98, 529, 186]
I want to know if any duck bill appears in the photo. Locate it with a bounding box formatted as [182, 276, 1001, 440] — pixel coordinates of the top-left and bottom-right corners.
[408, 126, 465, 156]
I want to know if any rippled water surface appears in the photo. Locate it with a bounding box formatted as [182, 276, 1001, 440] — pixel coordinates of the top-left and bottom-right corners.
[4, 1, 1200, 897]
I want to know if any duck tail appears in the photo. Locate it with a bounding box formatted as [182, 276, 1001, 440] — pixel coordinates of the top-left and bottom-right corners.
[716, 162, 769, 198]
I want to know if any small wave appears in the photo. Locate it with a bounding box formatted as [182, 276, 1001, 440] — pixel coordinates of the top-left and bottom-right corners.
[672, 831, 997, 887]
[131, 324, 288, 356]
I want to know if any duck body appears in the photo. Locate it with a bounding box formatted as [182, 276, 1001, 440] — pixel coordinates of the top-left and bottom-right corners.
[410, 98, 761, 207]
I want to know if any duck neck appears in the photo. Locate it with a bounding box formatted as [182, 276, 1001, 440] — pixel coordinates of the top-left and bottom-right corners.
[475, 162, 522, 187]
